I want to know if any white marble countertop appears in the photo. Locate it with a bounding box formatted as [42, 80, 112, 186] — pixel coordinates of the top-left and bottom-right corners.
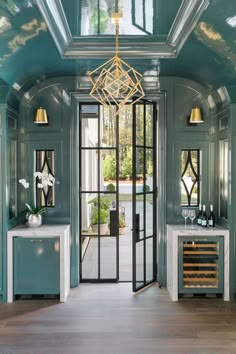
[7, 224, 70, 236]
[167, 224, 229, 235]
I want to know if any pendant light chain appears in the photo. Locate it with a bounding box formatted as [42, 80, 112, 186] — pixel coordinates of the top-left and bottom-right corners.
[88, 9, 145, 115]
[115, 18, 119, 57]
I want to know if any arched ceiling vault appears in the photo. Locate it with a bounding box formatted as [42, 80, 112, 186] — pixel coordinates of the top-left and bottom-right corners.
[0, 0, 235, 105]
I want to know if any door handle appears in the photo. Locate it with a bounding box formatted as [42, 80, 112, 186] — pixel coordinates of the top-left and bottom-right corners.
[135, 214, 140, 242]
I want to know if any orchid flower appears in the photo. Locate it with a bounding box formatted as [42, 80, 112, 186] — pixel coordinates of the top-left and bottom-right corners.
[19, 171, 55, 213]
[19, 179, 29, 189]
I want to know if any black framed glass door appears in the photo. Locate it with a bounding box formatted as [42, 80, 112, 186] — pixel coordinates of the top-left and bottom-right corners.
[132, 100, 157, 292]
[79, 103, 119, 281]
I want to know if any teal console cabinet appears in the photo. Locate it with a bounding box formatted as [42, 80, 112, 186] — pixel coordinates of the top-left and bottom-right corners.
[7, 225, 70, 302]
[167, 225, 230, 301]
[13, 237, 60, 296]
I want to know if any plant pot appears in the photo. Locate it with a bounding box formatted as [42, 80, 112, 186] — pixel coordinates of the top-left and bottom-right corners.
[119, 227, 127, 235]
[91, 224, 108, 235]
[26, 214, 42, 228]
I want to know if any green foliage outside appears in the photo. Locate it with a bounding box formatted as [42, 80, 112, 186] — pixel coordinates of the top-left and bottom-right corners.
[91, 206, 108, 225]
[101, 106, 153, 180]
[104, 155, 116, 180]
[143, 185, 150, 192]
[119, 214, 126, 228]
[106, 183, 115, 192]
[89, 197, 111, 225]
[91, 9, 109, 34]
[147, 161, 153, 176]
[121, 148, 132, 178]
[88, 197, 111, 210]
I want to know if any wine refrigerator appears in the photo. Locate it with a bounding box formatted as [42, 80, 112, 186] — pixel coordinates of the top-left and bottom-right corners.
[178, 236, 224, 295]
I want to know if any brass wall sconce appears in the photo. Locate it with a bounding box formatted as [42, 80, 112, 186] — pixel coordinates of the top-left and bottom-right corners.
[34, 107, 48, 124]
[189, 107, 204, 124]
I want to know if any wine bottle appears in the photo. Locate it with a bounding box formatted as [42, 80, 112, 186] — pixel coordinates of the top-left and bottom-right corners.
[197, 204, 202, 226]
[208, 204, 216, 227]
[201, 204, 208, 227]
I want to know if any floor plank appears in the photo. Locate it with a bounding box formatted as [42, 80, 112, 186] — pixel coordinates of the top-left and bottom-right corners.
[0, 283, 236, 353]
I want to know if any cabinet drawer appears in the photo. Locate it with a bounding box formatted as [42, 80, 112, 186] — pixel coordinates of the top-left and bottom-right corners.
[13, 237, 60, 295]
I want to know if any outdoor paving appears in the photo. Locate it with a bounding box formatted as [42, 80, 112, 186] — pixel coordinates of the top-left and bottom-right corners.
[82, 200, 154, 281]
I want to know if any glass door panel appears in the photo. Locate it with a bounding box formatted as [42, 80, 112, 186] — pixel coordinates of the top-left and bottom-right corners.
[132, 100, 156, 292]
[81, 118, 98, 147]
[80, 104, 119, 281]
[81, 149, 98, 191]
[100, 237, 117, 279]
[146, 237, 154, 283]
[146, 195, 153, 237]
[100, 106, 117, 148]
[135, 241, 144, 288]
[146, 148, 153, 191]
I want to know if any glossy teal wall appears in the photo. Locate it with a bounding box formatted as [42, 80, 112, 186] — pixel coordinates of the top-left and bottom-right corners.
[17, 77, 78, 287]
[1, 75, 235, 300]
[160, 77, 214, 224]
[0, 83, 19, 301]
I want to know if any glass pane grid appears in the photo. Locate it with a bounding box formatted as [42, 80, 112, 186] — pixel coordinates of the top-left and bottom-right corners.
[80, 103, 119, 281]
[133, 101, 156, 292]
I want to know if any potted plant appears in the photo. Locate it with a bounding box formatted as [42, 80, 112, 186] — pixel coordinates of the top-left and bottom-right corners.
[90, 205, 109, 235]
[19, 172, 55, 227]
[25, 203, 47, 228]
[119, 215, 127, 235]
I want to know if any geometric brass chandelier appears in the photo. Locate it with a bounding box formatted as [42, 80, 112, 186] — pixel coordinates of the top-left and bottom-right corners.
[88, 12, 145, 115]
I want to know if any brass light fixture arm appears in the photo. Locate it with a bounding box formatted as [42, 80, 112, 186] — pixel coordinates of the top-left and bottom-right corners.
[111, 12, 123, 57]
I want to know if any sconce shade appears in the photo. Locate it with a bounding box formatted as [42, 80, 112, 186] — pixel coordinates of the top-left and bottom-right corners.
[34, 108, 48, 124]
[189, 107, 204, 123]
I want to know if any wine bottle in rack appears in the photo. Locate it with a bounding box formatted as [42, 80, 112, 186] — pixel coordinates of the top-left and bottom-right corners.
[196, 204, 202, 226]
[208, 204, 216, 227]
[201, 204, 208, 227]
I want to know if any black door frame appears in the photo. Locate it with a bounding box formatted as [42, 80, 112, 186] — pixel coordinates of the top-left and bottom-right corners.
[132, 99, 157, 292]
[79, 102, 119, 282]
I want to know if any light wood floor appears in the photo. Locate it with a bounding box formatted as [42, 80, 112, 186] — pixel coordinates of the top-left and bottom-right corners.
[1, 283, 236, 353]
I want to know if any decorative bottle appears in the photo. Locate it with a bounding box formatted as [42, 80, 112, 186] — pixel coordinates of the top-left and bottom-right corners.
[196, 204, 202, 226]
[208, 204, 216, 227]
[201, 204, 208, 227]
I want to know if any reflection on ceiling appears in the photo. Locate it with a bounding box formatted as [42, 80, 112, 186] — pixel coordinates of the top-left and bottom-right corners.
[61, 0, 182, 36]
[36, 0, 209, 58]
[0, 0, 235, 102]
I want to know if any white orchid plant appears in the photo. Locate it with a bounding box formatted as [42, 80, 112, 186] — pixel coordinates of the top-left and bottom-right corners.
[19, 171, 55, 215]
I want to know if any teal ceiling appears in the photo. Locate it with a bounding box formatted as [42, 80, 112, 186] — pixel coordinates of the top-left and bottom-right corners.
[61, 0, 182, 37]
[0, 0, 235, 101]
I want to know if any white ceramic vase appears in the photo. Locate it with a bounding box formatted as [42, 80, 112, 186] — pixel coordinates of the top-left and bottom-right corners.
[26, 214, 42, 228]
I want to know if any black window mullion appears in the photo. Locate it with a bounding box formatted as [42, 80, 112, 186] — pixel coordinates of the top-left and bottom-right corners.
[116, 111, 119, 281]
[132, 103, 137, 291]
[98, 104, 101, 280]
[143, 103, 146, 285]
[79, 105, 82, 280]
